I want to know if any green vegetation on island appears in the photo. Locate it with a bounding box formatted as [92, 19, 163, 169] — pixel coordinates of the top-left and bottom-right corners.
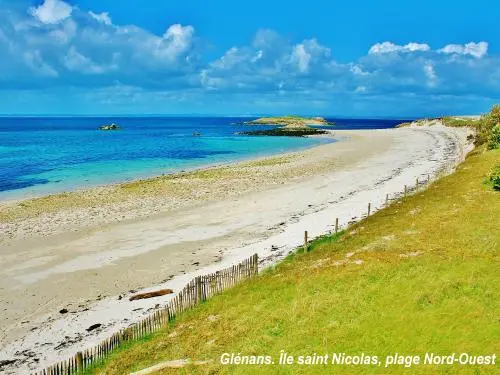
[88, 135, 499, 374]
[242, 116, 334, 137]
[245, 116, 334, 126]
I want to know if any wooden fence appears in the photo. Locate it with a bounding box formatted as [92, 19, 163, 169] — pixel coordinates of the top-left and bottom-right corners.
[33, 253, 259, 375]
[33, 161, 461, 375]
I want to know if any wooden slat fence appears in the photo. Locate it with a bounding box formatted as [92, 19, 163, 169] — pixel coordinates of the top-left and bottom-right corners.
[33, 161, 457, 375]
[33, 253, 259, 375]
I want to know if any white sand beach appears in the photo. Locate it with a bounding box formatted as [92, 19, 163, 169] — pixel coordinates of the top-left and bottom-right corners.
[0, 125, 473, 374]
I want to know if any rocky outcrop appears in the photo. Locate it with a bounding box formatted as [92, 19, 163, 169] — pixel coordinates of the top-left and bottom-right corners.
[98, 123, 120, 131]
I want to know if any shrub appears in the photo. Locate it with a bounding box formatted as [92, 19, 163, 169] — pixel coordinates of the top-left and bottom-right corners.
[487, 123, 500, 150]
[441, 106, 499, 147]
[490, 164, 500, 191]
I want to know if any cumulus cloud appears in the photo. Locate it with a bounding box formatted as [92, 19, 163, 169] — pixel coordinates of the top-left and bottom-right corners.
[23, 49, 58, 77]
[369, 41, 430, 54]
[0, 0, 200, 88]
[290, 44, 311, 73]
[63, 46, 115, 74]
[88, 11, 112, 26]
[30, 0, 72, 25]
[0, 1, 498, 111]
[423, 62, 437, 87]
[158, 24, 195, 61]
[438, 41, 488, 58]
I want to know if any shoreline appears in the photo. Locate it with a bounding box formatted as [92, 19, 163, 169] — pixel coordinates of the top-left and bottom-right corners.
[0, 133, 334, 204]
[0, 133, 336, 242]
[0, 125, 473, 374]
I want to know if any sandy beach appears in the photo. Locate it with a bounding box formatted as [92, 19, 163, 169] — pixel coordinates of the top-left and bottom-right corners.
[0, 125, 473, 374]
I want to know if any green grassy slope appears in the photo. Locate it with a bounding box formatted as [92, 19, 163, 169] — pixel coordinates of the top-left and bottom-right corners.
[91, 147, 499, 375]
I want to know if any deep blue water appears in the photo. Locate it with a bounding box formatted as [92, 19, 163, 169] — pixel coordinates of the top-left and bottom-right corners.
[0, 117, 407, 200]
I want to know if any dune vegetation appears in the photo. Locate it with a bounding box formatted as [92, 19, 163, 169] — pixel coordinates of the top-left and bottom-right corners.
[87, 139, 499, 374]
[398, 105, 500, 150]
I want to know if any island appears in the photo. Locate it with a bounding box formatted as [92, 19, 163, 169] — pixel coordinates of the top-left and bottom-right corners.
[241, 116, 334, 137]
[244, 116, 334, 126]
[98, 123, 120, 131]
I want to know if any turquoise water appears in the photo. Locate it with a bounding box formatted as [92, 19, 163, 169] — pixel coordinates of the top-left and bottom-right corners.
[0, 117, 334, 200]
[0, 116, 406, 201]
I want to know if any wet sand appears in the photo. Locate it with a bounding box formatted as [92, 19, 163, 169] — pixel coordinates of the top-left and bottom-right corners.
[0, 126, 472, 374]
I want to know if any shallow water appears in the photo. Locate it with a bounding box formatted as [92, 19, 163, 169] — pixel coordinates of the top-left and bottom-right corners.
[0, 117, 406, 200]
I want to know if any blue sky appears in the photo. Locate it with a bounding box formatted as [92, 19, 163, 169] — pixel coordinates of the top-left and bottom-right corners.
[0, 0, 498, 116]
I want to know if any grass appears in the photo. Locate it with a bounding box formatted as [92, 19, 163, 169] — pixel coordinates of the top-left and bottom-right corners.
[90, 147, 499, 374]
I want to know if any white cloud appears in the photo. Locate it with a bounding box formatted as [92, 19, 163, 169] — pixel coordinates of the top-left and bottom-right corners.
[89, 11, 112, 26]
[211, 47, 253, 70]
[350, 64, 369, 76]
[423, 62, 437, 87]
[438, 41, 488, 58]
[63, 46, 112, 74]
[369, 41, 430, 54]
[290, 44, 311, 73]
[47, 18, 77, 44]
[23, 50, 58, 76]
[1, 3, 498, 107]
[405, 42, 431, 52]
[30, 0, 72, 25]
[251, 50, 263, 63]
[155, 24, 195, 61]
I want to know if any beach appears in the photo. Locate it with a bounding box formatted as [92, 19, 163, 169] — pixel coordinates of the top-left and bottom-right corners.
[0, 125, 473, 374]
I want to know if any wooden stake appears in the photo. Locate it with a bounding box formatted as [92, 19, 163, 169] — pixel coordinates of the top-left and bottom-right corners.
[75, 352, 83, 371]
[416, 177, 419, 191]
[367, 202, 371, 216]
[404, 185, 407, 197]
[385, 193, 389, 206]
[304, 230, 308, 251]
[335, 218, 339, 234]
[196, 276, 202, 303]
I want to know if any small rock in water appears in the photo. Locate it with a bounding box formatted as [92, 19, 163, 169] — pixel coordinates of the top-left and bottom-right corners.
[86, 323, 101, 332]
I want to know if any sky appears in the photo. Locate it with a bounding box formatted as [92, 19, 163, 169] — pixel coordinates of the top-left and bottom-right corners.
[0, 0, 498, 117]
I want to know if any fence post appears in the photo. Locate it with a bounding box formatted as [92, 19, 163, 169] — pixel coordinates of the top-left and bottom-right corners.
[385, 193, 389, 206]
[404, 185, 407, 197]
[76, 352, 83, 371]
[40, 254, 260, 374]
[367, 202, 371, 217]
[416, 177, 419, 191]
[335, 218, 339, 234]
[196, 276, 202, 302]
[304, 230, 308, 251]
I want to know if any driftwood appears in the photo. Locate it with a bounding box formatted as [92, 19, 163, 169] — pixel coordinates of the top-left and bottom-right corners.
[32, 254, 259, 375]
[130, 359, 213, 374]
[129, 289, 174, 301]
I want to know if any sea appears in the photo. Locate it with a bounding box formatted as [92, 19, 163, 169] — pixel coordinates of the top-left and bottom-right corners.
[0, 117, 408, 201]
